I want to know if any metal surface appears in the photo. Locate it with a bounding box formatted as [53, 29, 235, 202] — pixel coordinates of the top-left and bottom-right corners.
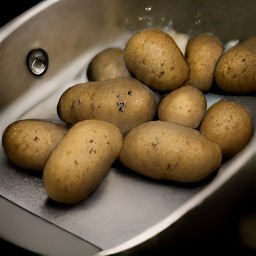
[0, 0, 256, 255]
[27, 48, 48, 76]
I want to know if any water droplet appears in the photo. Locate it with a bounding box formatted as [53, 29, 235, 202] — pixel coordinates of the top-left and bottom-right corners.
[120, 4, 174, 31]
[145, 6, 152, 12]
[194, 12, 202, 25]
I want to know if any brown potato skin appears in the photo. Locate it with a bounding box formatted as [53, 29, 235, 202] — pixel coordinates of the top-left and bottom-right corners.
[214, 36, 256, 94]
[87, 47, 130, 81]
[57, 82, 94, 124]
[200, 99, 254, 158]
[124, 28, 189, 92]
[158, 85, 207, 128]
[2, 119, 68, 171]
[185, 33, 224, 92]
[57, 77, 158, 134]
[119, 120, 222, 183]
[43, 120, 123, 204]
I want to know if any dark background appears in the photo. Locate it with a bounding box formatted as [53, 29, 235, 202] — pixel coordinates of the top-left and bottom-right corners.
[0, 0, 42, 28]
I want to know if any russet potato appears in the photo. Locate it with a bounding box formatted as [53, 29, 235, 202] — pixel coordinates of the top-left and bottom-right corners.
[57, 77, 158, 134]
[87, 47, 130, 81]
[185, 33, 224, 92]
[200, 99, 254, 158]
[124, 28, 189, 92]
[214, 36, 256, 94]
[2, 119, 68, 171]
[158, 85, 207, 128]
[119, 120, 222, 183]
[43, 120, 123, 204]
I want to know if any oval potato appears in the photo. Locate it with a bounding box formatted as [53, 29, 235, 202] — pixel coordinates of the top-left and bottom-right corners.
[2, 119, 68, 171]
[57, 77, 158, 134]
[87, 47, 130, 81]
[200, 99, 254, 158]
[214, 36, 256, 94]
[124, 28, 189, 92]
[158, 85, 207, 128]
[43, 120, 123, 204]
[119, 120, 222, 183]
[185, 33, 224, 92]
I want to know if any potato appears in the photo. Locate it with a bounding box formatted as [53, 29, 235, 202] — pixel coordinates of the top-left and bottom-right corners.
[119, 120, 222, 183]
[124, 28, 189, 92]
[43, 120, 123, 204]
[87, 47, 130, 81]
[214, 36, 256, 94]
[158, 85, 207, 128]
[200, 99, 254, 158]
[185, 33, 224, 92]
[57, 77, 158, 134]
[2, 119, 68, 171]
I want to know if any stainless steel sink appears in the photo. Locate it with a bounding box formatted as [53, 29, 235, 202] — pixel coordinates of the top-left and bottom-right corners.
[0, 1, 256, 255]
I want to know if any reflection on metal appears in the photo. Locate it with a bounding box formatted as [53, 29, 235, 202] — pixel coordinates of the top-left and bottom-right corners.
[27, 48, 48, 76]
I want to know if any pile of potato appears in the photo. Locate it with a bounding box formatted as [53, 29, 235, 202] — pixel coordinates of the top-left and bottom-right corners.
[2, 28, 255, 204]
